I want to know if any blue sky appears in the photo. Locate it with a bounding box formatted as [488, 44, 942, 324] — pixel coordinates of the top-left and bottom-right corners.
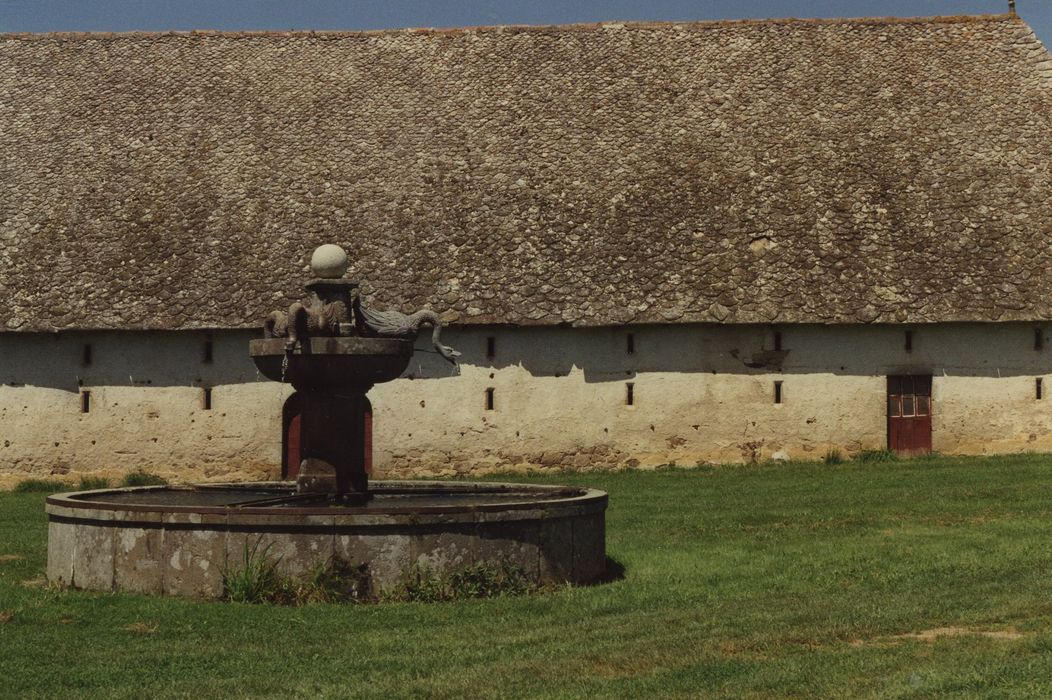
[0, 0, 1048, 43]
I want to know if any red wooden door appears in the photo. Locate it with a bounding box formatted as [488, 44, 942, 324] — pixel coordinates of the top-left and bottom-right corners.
[283, 395, 372, 480]
[363, 407, 373, 476]
[286, 413, 302, 479]
[887, 375, 932, 455]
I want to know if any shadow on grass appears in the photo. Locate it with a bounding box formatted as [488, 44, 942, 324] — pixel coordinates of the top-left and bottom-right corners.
[588, 556, 626, 586]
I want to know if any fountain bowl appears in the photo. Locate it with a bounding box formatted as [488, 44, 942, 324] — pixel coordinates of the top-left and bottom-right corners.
[46, 481, 607, 598]
[250, 337, 414, 391]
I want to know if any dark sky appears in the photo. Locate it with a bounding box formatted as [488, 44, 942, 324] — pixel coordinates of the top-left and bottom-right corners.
[0, 0, 1049, 44]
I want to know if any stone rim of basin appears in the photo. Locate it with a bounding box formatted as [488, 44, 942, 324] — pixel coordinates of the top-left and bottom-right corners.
[46, 480, 608, 516]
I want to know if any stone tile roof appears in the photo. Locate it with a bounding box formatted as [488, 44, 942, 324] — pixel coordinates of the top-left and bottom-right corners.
[2, 14, 1052, 330]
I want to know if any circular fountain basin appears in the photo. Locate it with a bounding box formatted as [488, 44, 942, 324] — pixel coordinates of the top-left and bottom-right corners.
[46, 481, 607, 598]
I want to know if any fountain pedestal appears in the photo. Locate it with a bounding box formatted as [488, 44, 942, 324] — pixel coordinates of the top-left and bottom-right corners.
[249, 337, 414, 503]
[298, 392, 369, 502]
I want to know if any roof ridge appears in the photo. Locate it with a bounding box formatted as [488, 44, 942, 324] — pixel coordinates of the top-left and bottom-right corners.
[0, 12, 1020, 41]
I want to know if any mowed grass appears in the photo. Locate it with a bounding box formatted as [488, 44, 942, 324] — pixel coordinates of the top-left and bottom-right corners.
[4, 455, 1052, 698]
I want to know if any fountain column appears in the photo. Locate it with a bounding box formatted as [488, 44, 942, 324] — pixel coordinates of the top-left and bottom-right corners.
[297, 387, 371, 503]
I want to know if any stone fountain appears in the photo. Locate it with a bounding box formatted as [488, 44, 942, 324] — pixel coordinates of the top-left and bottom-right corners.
[45, 245, 607, 597]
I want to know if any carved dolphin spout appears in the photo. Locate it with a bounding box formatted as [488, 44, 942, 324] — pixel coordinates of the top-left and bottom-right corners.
[357, 304, 461, 364]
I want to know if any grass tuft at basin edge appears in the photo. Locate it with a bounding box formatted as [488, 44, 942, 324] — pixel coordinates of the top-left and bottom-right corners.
[221, 539, 286, 604]
[221, 539, 536, 606]
[383, 561, 542, 603]
[222, 540, 372, 606]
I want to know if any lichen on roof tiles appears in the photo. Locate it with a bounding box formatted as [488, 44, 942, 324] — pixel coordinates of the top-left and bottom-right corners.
[1, 14, 1051, 331]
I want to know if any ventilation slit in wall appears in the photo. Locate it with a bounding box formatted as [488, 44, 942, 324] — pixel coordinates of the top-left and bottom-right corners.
[202, 387, 212, 411]
[1037, 378, 1043, 401]
[485, 387, 495, 411]
[774, 331, 782, 352]
[1036, 329, 1044, 351]
[905, 330, 913, 353]
[485, 336, 496, 359]
[627, 333, 635, 355]
[774, 380, 783, 404]
[203, 338, 214, 364]
[80, 390, 91, 414]
[82, 343, 93, 366]
[626, 382, 635, 406]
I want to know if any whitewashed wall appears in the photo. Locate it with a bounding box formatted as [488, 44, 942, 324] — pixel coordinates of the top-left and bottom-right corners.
[0, 323, 1049, 487]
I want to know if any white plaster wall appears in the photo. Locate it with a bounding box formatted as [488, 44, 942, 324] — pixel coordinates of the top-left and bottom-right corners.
[0, 323, 1049, 486]
[0, 330, 288, 487]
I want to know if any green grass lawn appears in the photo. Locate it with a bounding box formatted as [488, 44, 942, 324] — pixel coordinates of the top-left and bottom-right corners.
[4, 455, 1052, 698]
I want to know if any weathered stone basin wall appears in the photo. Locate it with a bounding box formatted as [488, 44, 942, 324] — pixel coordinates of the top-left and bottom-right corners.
[1, 322, 1051, 487]
[45, 482, 608, 597]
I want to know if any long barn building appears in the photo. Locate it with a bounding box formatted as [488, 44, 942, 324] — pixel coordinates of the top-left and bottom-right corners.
[2, 13, 1052, 486]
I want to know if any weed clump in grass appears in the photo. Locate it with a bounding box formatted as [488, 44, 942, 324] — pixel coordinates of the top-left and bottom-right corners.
[76, 476, 111, 490]
[300, 557, 372, 604]
[385, 561, 540, 603]
[221, 540, 370, 605]
[13, 479, 68, 493]
[824, 450, 845, 465]
[120, 472, 168, 487]
[222, 539, 540, 605]
[222, 540, 285, 604]
[855, 449, 898, 463]
[11, 476, 111, 494]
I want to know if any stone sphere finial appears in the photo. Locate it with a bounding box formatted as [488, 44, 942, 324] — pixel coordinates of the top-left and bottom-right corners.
[310, 244, 349, 279]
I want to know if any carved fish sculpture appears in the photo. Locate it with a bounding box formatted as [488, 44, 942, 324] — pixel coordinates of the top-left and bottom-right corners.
[357, 305, 461, 365]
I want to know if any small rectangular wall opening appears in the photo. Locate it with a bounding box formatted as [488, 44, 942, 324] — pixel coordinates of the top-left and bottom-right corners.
[80, 390, 91, 413]
[626, 382, 635, 406]
[774, 380, 783, 404]
[626, 333, 635, 355]
[202, 387, 212, 411]
[1036, 329, 1044, 351]
[905, 330, 913, 353]
[81, 343, 93, 366]
[203, 338, 214, 364]
[485, 336, 496, 359]
[1037, 378, 1043, 400]
[774, 331, 782, 352]
[485, 387, 495, 411]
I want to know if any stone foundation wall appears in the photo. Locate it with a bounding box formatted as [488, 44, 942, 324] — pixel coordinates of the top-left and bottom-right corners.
[1, 322, 1050, 487]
